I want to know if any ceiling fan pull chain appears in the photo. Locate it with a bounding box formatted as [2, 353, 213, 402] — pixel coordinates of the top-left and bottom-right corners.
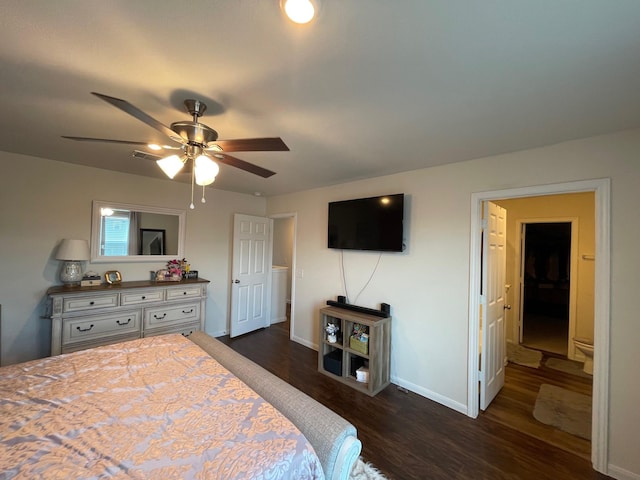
[189, 160, 195, 210]
[201, 185, 207, 204]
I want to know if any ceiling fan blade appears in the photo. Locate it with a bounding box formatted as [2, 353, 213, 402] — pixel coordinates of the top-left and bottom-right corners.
[91, 92, 184, 144]
[208, 137, 289, 152]
[62, 136, 150, 146]
[213, 153, 276, 178]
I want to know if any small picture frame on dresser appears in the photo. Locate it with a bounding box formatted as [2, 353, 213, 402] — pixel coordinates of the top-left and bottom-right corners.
[104, 270, 122, 284]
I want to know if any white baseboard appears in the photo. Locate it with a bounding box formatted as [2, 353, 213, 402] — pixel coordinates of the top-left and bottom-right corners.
[607, 464, 640, 480]
[292, 335, 317, 351]
[390, 374, 468, 415]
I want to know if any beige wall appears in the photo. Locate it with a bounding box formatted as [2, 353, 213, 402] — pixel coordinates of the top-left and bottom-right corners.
[0, 151, 265, 365]
[267, 128, 640, 477]
[494, 193, 595, 357]
[1, 127, 639, 476]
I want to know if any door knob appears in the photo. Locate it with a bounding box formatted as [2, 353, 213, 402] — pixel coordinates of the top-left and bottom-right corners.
[504, 304, 512, 310]
[234, 279, 240, 284]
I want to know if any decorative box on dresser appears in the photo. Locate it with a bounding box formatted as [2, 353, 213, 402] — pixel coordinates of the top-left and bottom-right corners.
[46, 278, 209, 356]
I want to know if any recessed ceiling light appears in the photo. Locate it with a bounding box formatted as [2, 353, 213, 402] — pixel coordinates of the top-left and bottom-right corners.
[254, 192, 263, 197]
[281, 0, 319, 24]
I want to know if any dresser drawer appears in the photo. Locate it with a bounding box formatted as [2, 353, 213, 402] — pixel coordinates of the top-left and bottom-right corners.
[62, 311, 141, 345]
[144, 303, 200, 329]
[144, 321, 201, 339]
[48, 279, 208, 356]
[166, 285, 202, 300]
[63, 293, 119, 313]
[121, 289, 164, 305]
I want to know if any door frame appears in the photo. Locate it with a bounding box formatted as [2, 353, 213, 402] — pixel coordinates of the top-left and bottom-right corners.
[467, 178, 610, 473]
[269, 212, 298, 341]
[515, 218, 579, 359]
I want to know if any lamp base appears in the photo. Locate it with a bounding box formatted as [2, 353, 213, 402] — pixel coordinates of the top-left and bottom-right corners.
[60, 261, 83, 286]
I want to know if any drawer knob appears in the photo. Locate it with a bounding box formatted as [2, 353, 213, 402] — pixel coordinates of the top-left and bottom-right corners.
[182, 309, 194, 314]
[141, 296, 146, 300]
[89, 301, 95, 305]
[116, 318, 132, 326]
[77, 324, 94, 332]
[183, 291, 187, 295]
[154, 313, 167, 320]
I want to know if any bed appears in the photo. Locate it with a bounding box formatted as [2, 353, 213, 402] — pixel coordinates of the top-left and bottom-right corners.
[0, 334, 325, 479]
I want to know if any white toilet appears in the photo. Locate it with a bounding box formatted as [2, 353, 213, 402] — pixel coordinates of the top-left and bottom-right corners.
[573, 337, 594, 375]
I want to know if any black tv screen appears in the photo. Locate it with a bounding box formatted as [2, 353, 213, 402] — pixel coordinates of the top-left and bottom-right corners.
[328, 193, 405, 252]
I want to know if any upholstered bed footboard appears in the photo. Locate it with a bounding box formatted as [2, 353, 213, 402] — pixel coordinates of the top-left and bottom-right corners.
[189, 331, 362, 480]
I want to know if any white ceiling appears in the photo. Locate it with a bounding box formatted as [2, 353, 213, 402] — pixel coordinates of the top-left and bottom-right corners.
[1, 1, 639, 196]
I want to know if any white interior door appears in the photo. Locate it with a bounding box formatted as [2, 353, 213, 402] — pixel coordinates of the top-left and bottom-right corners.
[480, 201, 507, 410]
[230, 214, 272, 337]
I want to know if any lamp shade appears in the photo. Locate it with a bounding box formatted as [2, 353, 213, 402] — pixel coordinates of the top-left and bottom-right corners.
[157, 155, 185, 179]
[194, 155, 219, 186]
[56, 239, 90, 261]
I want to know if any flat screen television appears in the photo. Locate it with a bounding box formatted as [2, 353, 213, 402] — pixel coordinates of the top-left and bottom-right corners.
[328, 193, 405, 252]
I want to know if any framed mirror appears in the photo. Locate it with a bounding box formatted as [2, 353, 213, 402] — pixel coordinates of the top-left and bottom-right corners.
[91, 200, 185, 263]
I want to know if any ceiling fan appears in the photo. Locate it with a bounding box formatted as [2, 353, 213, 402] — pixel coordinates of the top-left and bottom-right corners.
[63, 92, 289, 208]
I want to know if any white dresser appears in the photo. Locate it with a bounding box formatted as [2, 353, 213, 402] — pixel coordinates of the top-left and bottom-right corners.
[46, 279, 209, 355]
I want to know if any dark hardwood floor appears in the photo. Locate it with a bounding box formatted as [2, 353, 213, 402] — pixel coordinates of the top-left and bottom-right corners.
[218, 322, 610, 480]
[483, 352, 593, 461]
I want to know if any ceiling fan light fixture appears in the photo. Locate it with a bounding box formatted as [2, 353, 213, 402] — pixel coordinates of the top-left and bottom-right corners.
[156, 154, 185, 179]
[64, 92, 289, 210]
[281, 0, 317, 24]
[194, 155, 219, 186]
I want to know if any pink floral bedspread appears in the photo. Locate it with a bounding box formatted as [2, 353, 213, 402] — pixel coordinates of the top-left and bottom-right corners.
[0, 334, 324, 479]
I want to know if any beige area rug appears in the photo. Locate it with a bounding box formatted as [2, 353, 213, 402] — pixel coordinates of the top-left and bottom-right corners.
[350, 457, 388, 480]
[533, 384, 592, 440]
[507, 342, 542, 368]
[545, 357, 592, 378]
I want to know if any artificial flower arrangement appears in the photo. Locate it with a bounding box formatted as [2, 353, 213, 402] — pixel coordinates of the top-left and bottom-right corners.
[156, 258, 190, 282]
[167, 258, 190, 277]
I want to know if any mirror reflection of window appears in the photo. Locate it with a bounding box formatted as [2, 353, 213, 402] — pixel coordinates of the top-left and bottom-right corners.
[100, 209, 131, 256]
[91, 201, 185, 262]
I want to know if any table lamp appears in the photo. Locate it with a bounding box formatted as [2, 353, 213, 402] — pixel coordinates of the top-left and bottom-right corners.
[56, 239, 90, 286]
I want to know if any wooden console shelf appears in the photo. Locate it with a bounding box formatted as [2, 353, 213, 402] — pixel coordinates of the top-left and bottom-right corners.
[318, 305, 391, 396]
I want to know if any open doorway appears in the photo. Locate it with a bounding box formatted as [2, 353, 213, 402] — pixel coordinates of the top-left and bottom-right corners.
[467, 179, 610, 473]
[270, 214, 297, 339]
[520, 222, 572, 356]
